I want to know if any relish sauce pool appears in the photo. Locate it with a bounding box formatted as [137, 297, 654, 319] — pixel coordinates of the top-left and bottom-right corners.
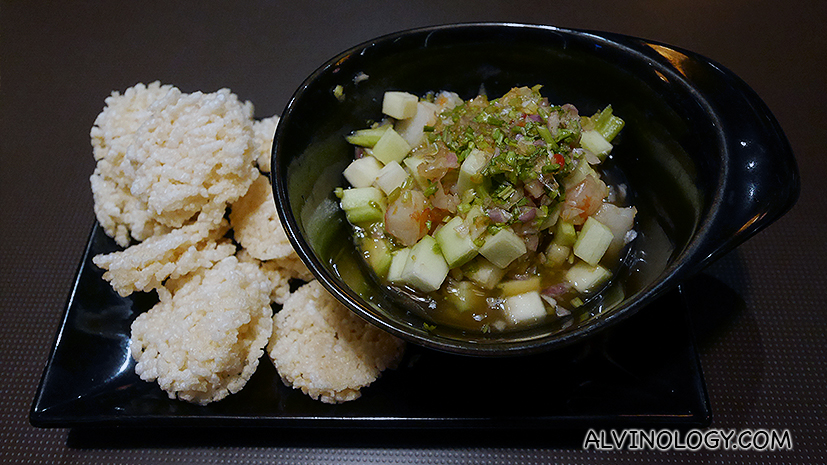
[336, 86, 636, 333]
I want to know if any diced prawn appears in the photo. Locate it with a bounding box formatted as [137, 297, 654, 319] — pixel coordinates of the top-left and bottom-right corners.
[560, 174, 609, 225]
[434, 91, 462, 111]
[418, 147, 459, 182]
[384, 189, 429, 246]
[429, 181, 459, 213]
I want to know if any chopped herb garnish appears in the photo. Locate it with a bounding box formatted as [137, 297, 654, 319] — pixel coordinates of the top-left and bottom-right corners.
[423, 182, 438, 197]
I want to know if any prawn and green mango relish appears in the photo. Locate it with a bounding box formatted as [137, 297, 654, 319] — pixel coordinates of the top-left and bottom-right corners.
[336, 86, 637, 332]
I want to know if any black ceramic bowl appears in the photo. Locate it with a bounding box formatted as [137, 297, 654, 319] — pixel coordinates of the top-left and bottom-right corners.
[272, 23, 799, 356]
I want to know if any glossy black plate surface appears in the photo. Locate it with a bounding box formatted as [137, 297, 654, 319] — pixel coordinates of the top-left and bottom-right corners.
[31, 223, 710, 428]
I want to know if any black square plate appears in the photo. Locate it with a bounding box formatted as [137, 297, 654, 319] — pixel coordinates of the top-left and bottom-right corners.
[31, 223, 710, 429]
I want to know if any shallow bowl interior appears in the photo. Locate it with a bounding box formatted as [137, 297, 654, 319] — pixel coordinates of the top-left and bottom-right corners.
[273, 23, 798, 356]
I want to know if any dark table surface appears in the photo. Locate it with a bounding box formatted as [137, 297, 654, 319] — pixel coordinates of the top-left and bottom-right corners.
[2, 1, 825, 463]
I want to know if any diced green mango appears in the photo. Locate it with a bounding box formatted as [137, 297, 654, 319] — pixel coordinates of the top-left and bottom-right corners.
[455, 148, 488, 194]
[395, 101, 439, 147]
[387, 247, 411, 283]
[434, 216, 479, 269]
[545, 243, 571, 268]
[565, 261, 611, 293]
[340, 187, 385, 224]
[553, 220, 577, 247]
[362, 237, 393, 278]
[446, 280, 486, 313]
[503, 291, 548, 325]
[498, 276, 541, 297]
[462, 256, 506, 290]
[593, 203, 637, 260]
[573, 217, 613, 266]
[580, 130, 613, 157]
[372, 127, 411, 164]
[342, 155, 383, 188]
[374, 160, 409, 195]
[403, 156, 428, 189]
[479, 228, 527, 269]
[382, 91, 418, 119]
[345, 125, 390, 147]
[400, 235, 449, 293]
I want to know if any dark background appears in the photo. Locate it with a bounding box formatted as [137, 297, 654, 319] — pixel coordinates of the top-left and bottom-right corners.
[1, 1, 824, 463]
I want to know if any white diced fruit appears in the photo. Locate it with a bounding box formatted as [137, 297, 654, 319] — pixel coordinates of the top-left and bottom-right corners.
[371, 127, 411, 164]
[593, 203, 636, 259]
[400, 235, 449, 293]
[340, 187, 385, 224]
[403, 156, 428, 189]
[395, 101, 439, 147]
[362, 237, 393, 278]
[503, 291, 548, 325]
[374, 160, 408, 195]
[434, 216, 479, 268]
[345, 125, 390, 147]
[580, 130, 613, 157]
[545, 243, 571, 268]
[462, 257, 506, 290]
[479, 228, 527, 269]
[565, 261, 611, 293]
[573, 217, 614, 266]
[553, 220, 577, 247]
[446, 280, 486, 313]
[342, 155, 383, 188]
[382, 91, 419, 119]
[454, 149, 488, 194]
[498, 276, 541, 297]
[387, 248, 411, 283]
